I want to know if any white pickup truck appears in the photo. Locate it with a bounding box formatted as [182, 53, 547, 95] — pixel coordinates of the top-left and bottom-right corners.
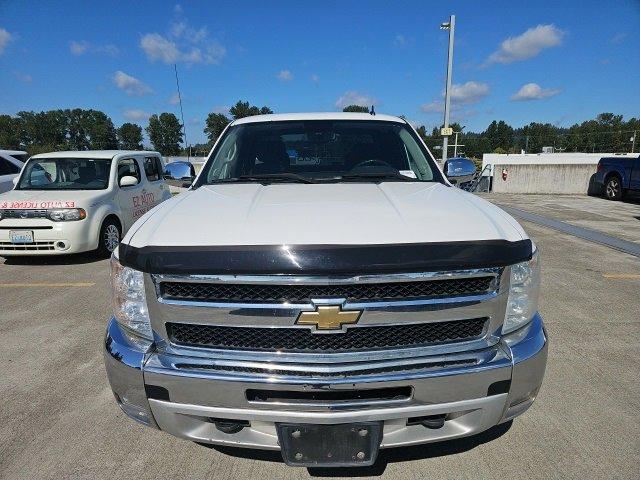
[105, 113, 547, 467]
[0, 150, 171, 256]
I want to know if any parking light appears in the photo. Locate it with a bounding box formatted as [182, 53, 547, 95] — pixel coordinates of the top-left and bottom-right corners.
[503, 248, 540, 335]
[110, 254, 153, 340]
[47, 208, 86, 221]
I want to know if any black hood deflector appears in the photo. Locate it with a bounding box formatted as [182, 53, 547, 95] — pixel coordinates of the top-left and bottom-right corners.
[118, 239, 533, 275]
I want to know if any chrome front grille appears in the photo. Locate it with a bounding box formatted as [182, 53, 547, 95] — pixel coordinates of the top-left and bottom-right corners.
[160, 276, 495, 304]
[148, 268, 508, 366]
[0, 241, 55, 251]
[167, 317, 488, 352]
[1, 209, 48, 219]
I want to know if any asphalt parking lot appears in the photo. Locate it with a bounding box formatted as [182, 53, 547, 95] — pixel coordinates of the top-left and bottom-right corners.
[0, 193, 638, 480]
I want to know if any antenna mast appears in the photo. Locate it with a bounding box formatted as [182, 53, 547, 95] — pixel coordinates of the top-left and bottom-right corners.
[174, 64, 189, 159]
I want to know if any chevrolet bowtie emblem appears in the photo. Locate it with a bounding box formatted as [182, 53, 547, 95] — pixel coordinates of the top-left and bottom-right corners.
[296, 305, 362, 331]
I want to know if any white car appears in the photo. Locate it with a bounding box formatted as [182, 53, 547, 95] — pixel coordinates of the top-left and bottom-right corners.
[0, 150, 172, 256]
[0, 150, 27, 194]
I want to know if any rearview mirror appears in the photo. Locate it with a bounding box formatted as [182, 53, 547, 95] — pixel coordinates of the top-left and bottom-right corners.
[119, 175, 139, 187]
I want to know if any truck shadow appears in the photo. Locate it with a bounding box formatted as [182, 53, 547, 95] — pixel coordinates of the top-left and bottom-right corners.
[1, 251, 106, 266]
[207, 421, 513, 477]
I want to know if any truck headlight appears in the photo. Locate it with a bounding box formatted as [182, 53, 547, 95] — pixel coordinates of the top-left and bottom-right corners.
[503, 249, 540, 335]
[110, 254, 153, 340]
[47, 208, 86, 221]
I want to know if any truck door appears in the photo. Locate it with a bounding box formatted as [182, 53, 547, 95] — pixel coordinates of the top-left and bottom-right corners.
[116, 157, 145, 232]
[630, 156, 640, 191]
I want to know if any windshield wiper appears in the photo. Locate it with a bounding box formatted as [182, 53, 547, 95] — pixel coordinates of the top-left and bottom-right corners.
[339, 171, 416, 182]
[209, 173, 315, 185]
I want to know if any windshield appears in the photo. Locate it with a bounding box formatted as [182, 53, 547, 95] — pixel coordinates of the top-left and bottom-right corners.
[17, 158, 112, 190]
[199, 120, 442, 185]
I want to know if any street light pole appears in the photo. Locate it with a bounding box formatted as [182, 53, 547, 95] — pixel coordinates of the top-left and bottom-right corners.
[441, 15, 456, 162]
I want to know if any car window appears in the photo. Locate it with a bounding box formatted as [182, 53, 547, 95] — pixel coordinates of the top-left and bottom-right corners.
[17, 158, 112, 190]
[202, 120, 440, 184]
[117, 158, 141, 184]
[143, 156, 161, 181]
[0, 157, 21, 175]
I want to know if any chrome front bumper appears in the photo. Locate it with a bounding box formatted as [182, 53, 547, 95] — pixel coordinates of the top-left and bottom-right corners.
[104, 313, 547, 450]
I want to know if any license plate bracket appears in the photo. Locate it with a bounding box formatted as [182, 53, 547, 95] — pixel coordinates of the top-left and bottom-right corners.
[276, 422, 382, 467]
[9, 230, 34, 244]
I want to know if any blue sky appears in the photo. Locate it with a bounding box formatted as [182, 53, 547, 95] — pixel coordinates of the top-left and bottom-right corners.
[1, 0, 639, 144]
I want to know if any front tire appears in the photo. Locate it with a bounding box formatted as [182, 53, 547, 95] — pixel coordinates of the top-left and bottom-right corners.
[604, 176, 623, 201]
[97, 219, 121, 257]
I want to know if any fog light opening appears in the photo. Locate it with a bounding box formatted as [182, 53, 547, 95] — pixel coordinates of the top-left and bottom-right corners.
[407, 414, 447, 430]
[208, 418, 250, 434]
[55, 241, 68, 250]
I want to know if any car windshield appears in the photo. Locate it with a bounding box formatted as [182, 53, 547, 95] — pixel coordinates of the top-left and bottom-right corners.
[17, 158, 112, 190]
[199, 120, 442, 185]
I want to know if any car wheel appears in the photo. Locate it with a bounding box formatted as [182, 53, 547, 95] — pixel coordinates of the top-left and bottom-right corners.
[604, 176, 622, 200]
[98, 219, 121, 257]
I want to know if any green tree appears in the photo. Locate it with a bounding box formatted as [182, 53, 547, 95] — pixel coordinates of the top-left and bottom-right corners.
[204, 113, 231, 144]
[229, 101, 273, 120]
[146, 113, 183, 155]
[85, 110, 117, 149]
[483, 120, 514, 152]
[66, 108, 91, 150]
[16, 110, 68, 152]
[117, 123, 143, 150]
[0, 115, 21, 149]
[342, 105, 369, 113]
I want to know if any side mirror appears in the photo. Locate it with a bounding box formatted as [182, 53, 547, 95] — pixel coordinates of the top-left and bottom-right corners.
[12, 176, 19, 186]
[119, 175, 139, 187]
[444, 158, 476, 181]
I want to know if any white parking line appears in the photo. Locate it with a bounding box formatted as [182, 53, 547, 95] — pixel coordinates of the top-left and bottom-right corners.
[602, 273, 640, 280]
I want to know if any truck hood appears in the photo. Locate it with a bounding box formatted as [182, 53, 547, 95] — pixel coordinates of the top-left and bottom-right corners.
[0, 189, 106, 209]
[125, 182, 527, 248]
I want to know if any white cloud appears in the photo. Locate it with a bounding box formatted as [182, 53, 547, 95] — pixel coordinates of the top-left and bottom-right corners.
[140, 16, 226, 65]
[420, 101, 444, 113]
[211, 105, 229, 114]
[277, 69, 293, 81]
[510, 83, 560, 101]
[70, 40, 118, 56]
[140, 33, 181, 63]
[112, 71, 154, 96]
[486, 24, 564, 64]
[610, 33, 627, 45]
[169, 92, 180, 105]
[450, 81, 490, 104]
[70, 40, 89, 55]
[13, 71, 32, 83]
[335, 91, 377, 109]
[173, 4, 183, 14]
[310, 73, 319, 84]
[0, 27, 13, 55]
[140, 32, 225, 65]
[421, 81, 489, 113]
[95, 44, 119, 56]
[123, 109, 151, 121]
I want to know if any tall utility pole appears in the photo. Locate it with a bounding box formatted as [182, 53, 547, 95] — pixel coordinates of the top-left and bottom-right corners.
[440, 15, 456, 162]
[174, 64, 189, 158]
